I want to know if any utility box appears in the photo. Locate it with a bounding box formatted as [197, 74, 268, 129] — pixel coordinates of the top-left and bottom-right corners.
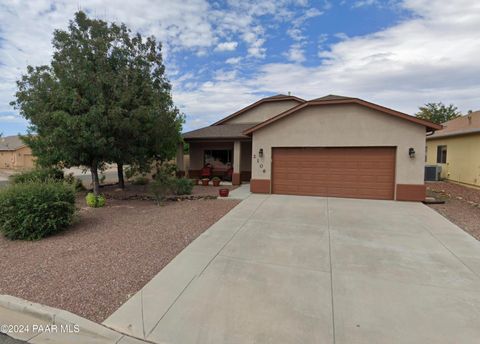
[425, 165, 442, 181]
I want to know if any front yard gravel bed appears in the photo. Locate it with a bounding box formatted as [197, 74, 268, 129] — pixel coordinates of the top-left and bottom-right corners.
[0, 198, 239, 323]
[427, 181, 480, 240]
[99, 183, 238, 201]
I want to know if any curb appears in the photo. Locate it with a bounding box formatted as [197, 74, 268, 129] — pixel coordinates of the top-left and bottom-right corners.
[0, 295, 152, 343]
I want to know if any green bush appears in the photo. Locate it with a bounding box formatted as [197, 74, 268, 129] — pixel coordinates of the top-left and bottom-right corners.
[64, 173, 85, 191]
[10, 167, 64, 184]
[0, 181, 75, 240]
[85, 192, 106, 208]
[150, 169, 175, 204]
[132, 176, 150, 185]
[174, 178, 194, 195]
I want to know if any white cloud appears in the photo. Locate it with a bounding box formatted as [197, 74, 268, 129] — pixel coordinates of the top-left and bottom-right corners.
[284, 44, 306, 63]
[214, 70, 237, 81]
[284, 6, 324, 63]
[226, 57, 243, 64]
[351, 0, 380, 8]
[215, 41, 238, 51]
[0, 114, 28, 123]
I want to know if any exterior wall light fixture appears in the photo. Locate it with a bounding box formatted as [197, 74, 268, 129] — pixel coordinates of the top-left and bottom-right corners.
[409, 147, 415, 159]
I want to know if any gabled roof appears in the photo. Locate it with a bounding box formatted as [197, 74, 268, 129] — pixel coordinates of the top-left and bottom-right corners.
[244, 96, 442, 135]
[0, 135, 26, 151]
[427, 111, 480, 139]
[182, 123, 255, 140]
[310, 94, 355, 102]
[212, 94, 306, 126]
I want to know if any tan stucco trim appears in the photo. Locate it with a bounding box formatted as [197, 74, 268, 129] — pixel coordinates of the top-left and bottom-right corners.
[244, 99, 442, 134]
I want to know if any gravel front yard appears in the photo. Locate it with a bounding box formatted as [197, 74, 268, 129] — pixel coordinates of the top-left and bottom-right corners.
[0, 197, 239, 323]
[427, 181, 480, 240]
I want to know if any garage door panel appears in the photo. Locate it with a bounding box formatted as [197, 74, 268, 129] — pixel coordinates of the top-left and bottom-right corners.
[272, 147, 395, 200]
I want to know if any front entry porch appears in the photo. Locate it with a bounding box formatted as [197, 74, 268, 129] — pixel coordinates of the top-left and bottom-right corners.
[177, 140, 252, 185]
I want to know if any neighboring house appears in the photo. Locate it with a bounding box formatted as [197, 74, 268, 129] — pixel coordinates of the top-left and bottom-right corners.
[426, 111, 480, 187]
[0, 135, 35, 170]
[179, 94, 441, 201]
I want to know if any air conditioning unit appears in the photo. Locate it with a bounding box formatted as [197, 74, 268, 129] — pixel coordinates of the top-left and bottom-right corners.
[425, 165, 442, 181]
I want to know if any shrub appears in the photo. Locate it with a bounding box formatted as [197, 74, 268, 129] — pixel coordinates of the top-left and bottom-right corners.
[132, 176, 150, 185]
[64, 173, 86, 191]
[85, 192, 106, 208]
[0, 181, 75, 240]
[11, 167, 64, 184]
[174, 178, 194, 195]
[212, 176, 221, 182]
[150, 169, 175, 204]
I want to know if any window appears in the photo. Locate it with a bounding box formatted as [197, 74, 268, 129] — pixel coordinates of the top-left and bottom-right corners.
[204, 150, 232, 169]
[436, 145, 447, 164]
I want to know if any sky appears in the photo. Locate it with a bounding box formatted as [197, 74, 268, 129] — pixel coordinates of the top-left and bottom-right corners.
[0, 0, 479, 136]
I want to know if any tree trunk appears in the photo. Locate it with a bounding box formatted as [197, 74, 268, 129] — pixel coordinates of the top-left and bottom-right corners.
[117, 162, 125, 189]
[91, 164, 100, 196]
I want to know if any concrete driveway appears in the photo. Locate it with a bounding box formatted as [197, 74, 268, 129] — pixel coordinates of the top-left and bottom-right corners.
[105, 194, 480, 344]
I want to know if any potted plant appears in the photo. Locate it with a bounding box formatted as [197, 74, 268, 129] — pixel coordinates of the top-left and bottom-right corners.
[219, 188, 229, 197]
[201, 178, 210, 186]
[212, 176, 221, 187]
[192, 178, 200, 185]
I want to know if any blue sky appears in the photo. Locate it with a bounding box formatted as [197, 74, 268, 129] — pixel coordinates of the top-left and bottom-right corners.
[1, 0, 479, 136]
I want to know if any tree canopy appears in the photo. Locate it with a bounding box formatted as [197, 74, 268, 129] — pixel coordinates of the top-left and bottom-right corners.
[415, 102, 462, 124]
[11, 11, 183, 193]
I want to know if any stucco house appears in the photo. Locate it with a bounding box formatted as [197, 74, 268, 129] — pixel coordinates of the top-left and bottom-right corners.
[0, 135, 35, 170]
[179, 94, 441, 201]
[426, 110, 480, 187]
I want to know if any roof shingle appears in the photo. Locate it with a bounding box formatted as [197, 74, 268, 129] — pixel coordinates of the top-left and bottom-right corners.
[0, 135, 26, 151]
[428, 111, 480, 139]
[182, 123, 256, 140]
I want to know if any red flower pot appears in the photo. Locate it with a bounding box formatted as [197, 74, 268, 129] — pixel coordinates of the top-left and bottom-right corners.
[201, 179, 209, 186]
[212, 179, 220, 187]
[193, 179, 200, 185]
[219, 188, 229, 197]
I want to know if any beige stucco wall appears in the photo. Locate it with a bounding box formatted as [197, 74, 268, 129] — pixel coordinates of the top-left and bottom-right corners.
[225, 100, 301, 124]
[426, 134, 480, 186]
[0, 151, 13, 169]
[251, 104, 426, 185]
[0, 146, 35, 170]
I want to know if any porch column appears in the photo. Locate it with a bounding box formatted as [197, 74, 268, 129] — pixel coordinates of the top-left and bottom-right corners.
[176, 143, 185, 177]
[233, 140, 241, 185]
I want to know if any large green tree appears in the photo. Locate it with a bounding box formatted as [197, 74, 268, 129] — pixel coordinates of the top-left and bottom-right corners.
[11, 12, 183, 193]
[415, 102, 462, 124]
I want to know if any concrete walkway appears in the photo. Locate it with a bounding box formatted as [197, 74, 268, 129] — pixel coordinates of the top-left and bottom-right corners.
[223, 183, 251, 200]
[105, 194, 480, 343]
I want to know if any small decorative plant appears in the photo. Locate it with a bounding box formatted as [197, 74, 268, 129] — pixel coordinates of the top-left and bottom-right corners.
[86, 192, 106, 208]
[212, 176, 221, 186]
[201, 178, 209, 186]
[192, 178, 200, 185]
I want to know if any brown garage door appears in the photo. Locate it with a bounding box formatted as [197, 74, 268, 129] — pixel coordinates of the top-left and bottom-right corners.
[272, 147, 395, 200]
